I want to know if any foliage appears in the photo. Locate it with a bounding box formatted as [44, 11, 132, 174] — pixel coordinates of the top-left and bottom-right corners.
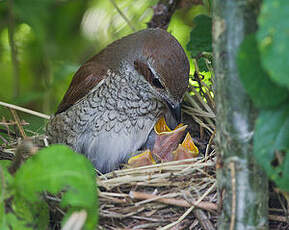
[187, 14, 212, 72]
[185, 3, 213, 97]
[187, 14, 212, 57]
[237, 0, 289, 192]
[254, 105, 289, 191]
[0, 145, 98, 229]
[257, 0, 289, 89]
[237, 35, 289, 108]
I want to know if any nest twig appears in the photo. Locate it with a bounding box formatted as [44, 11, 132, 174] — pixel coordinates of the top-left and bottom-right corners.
[97, 155, 217, 229]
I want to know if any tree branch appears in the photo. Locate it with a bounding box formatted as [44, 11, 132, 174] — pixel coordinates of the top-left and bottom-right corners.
[147, 0, 179, 30]
[213, 0, 268, 229]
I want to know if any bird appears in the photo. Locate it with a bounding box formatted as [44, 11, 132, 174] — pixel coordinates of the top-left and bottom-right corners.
[46, 28, 189, 173]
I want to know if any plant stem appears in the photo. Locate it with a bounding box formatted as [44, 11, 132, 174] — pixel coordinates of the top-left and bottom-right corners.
[7, 0, 20, 98]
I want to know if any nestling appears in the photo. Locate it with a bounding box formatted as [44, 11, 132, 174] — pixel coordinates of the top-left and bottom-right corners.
[46, 28, 189, 173]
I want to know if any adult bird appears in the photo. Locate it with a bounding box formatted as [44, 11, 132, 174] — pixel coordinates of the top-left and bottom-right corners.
[46, 28, 189, 173]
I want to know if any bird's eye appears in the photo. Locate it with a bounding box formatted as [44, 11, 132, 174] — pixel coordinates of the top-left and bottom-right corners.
[152, 78, 164, 89]
[134, 60, 164, 89]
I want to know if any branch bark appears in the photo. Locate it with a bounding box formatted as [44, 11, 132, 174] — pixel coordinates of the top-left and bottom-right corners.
[147, 0, 180, 30]
[213, 0, 268, 229]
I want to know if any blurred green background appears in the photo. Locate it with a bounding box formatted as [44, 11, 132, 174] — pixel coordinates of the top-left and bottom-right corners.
[0, 0, 210, 134]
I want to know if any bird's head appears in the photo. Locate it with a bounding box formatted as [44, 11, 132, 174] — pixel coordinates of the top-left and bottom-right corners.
[130, 29, 190, 123]
[57, 29, 189, 121]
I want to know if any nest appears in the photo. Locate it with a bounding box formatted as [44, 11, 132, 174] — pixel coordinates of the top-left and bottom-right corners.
[97, 155, 217, 229]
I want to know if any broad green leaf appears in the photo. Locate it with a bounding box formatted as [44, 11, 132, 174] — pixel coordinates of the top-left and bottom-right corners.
[12, 195, 49, 230]
[187, 15, 212, 57]
[254, 104, 289, 192]
[0, 163, 12, 230]
[13, 145, 98, 229]
[0, 162, 13, 215]
[0, 161, 13, 198]
[5, 213, 30, 230]
[0, 162, 39, 230]
[257, 0, 289, 88]
[237, 34, 289, 108]
[187, 15, 212, 71]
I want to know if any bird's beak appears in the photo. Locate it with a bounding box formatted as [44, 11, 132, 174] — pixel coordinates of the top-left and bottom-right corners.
[167, 102, 182, 124]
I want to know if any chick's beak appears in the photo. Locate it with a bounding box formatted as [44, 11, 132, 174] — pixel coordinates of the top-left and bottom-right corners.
[167, 102, 182, 124]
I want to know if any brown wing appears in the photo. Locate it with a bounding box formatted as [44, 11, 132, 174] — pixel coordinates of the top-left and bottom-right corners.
[56, 61, 108, 114]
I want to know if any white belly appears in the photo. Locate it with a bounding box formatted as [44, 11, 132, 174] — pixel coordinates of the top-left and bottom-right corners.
[76, 119, 155, 173]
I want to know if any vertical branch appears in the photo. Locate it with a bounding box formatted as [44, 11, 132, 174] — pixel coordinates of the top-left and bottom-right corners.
[7, 0, 20, 98]
[213, 0, 268, 229]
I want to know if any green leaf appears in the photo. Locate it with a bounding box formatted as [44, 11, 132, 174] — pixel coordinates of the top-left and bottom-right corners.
[257, 0, 289, 88]
[237, 34, 289, 108]
[0, 162, 39, 230]
[187, 15, 212, 57]
[196, 56, 213, 72]
[0, 161, 13, 201]
[13, 145, 98, 229]
[0, 162, 13, 230]
[5, 213, 31, 230]
[254, 104, 289, 192]
[12, 195, 49, 230]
